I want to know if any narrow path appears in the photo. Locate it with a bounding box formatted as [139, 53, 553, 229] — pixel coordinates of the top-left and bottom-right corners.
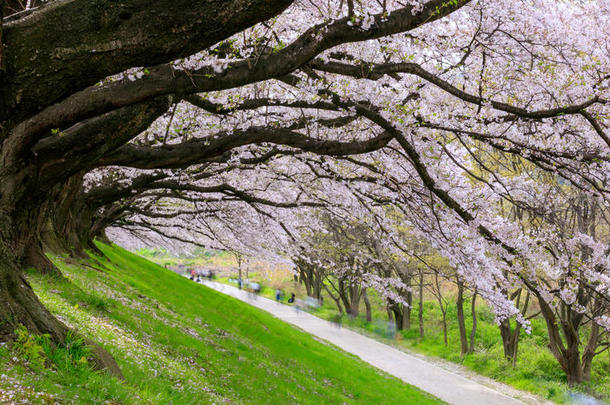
[201, 280, 525, 405]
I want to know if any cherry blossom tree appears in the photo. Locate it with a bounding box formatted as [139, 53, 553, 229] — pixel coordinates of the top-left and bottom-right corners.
[1, 0, 608, 384]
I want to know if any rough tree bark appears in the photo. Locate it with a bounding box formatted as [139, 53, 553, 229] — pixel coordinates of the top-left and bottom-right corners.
[0, 194, 123, 377]
[1, 0, 294, 124]
[21, 99, 172, 269]
[0, 0, 295, 374]
[0, 0, 4, 72]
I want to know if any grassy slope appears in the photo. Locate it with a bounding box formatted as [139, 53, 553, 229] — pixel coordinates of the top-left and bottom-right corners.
[0, 243, 441, 404]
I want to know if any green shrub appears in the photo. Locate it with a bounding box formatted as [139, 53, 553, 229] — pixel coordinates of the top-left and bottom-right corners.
[39, 331, 91, 372]
[12, 325, 46, 371]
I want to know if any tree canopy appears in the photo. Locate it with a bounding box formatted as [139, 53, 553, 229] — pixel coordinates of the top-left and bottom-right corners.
[1, 0, 608, 385]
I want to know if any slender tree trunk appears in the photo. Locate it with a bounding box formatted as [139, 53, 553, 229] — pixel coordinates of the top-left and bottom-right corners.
[303, 278, 312, 296]
[456, 278, 468, 356]
[338, 279, 351, 316]
[418, 270, 424, 338]
[236, 254, 242, 288]
[323, 283, 343, 315]
[386, 294, 403, 330]
[499, 289, 529, 364]
[331, 295, 344, 315]
[433, 274, 447, 345]
[349, 284, 361, 318]
[499, 319, 520, 361]
[299, 266, 313, 297]
[582, 315, 600, 381]
[396, 269, 413, 330]
[362, 288, 372, 322]
[401, 303, 409, 330]
[314, 272, 322, 300]
[469, 289, 477, 354]
[441, 304, 448, 346]
[404, 290, 412, 329]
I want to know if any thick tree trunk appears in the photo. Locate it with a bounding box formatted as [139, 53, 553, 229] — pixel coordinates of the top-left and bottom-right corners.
[0, 244, 67, 342]
[329, 291, 344, 314]
[564, 337, 584, 386]
[387, 302, 410, 331]
[0, 220, 122, 377]
[0, 165, 120, 376]
[29, 176, 101, 262]
[0, 0, 5, 73]
[0, 151, 74, 279]
[22, 240, 59, 275]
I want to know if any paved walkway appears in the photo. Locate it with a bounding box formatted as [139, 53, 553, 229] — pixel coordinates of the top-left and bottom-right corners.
[201, 280, 525, 405]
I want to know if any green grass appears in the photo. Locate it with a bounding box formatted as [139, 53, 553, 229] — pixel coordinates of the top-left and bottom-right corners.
[137, 247, 237, 271]
[209, 274, 610, 404]
[0, 243, 442, 404]
[310, 294, 610, 404]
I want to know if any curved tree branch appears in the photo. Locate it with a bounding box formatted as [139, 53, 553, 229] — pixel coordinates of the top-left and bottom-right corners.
[12, 0, 470, 148]
[1, 0, 293, 122]
[99, 126, 393, 169]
